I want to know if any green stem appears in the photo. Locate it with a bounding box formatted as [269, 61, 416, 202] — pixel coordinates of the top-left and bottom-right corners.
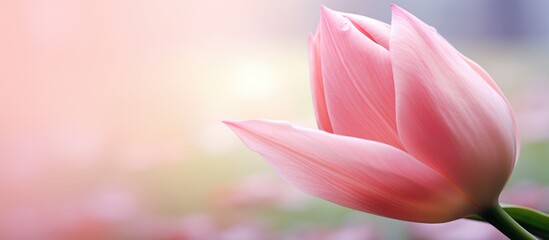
[479, 204, 538, 240]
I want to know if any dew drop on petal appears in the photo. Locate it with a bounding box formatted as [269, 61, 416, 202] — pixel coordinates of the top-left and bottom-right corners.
[341, 22, 350, 31]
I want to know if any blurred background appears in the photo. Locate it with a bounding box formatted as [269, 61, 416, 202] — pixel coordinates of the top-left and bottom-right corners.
[1, 0, 548, 239]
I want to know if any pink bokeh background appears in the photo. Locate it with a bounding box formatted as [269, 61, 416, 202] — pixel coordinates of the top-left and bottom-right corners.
[1, 0, 548, 239]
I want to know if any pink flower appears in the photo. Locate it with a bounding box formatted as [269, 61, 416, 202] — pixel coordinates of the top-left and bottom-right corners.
[225, 5, 517, 223]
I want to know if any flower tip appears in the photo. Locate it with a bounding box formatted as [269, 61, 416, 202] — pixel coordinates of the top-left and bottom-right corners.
[319, 5, 337, 20]
[222, 120, 238, 128]
[390, 3, 405, 15]
[223, 120, 261, 132]
[224, 120, 249, 136]
[390, 4, 414, 21]
[319, 5, 329, 13]
[318, 5, 346, 33]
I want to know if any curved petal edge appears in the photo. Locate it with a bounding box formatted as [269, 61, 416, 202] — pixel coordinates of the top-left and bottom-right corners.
[390, 4, 517, 208]
[225, 119, 475, 222]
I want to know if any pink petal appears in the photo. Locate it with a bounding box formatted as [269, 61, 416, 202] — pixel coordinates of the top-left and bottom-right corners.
[317, 6, 401, 148]
[308, 30, 333, 132]
[341, 13, 391, 50]
[225, 120, 474, 222]
[461, 54, 521, 159]
[390, 5, 517, 207]
[461, 55, 506, 98]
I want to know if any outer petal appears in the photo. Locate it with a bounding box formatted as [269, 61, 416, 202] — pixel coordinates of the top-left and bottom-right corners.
[225, 119, 474, 222]
[390, 5, 517, 208]
[461, 54, 520, 159]
[318, 6, 401, 148]
[308, 30, 333, 132]
[415, 15, 520, 161]
[461, 55, 506, 98]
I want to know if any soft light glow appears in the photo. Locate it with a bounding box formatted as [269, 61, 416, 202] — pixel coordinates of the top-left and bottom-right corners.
[231, 61, 279, 99]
